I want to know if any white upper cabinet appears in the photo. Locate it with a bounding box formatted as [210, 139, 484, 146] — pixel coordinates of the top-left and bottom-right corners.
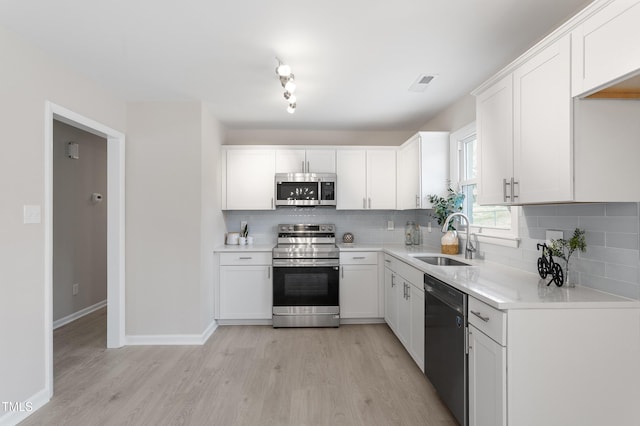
[336, 148, 396, 210]
[366, 149, 396, 210]
[477, 34, 573, 204]
[513, 34, 573, 204]
[222, 148, 275, 210]
[396, 132, 449, 209]
[476, 75, 514, 205]
[275, 148, 336, 173]
[572, 0, 640, 97]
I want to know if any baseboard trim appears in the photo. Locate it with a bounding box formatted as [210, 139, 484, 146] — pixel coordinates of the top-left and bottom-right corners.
[340, 318, 386, 325]
[53, 299, 107, 330]
[0, 387, 50, 426]
[126, 319, 218, 346]
[216, 319, 272, 326]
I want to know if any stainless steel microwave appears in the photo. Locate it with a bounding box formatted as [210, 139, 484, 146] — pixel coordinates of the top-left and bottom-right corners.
[275, 173, 336, 207]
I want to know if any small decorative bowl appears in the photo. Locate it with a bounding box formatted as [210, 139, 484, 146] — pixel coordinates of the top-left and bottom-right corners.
[342, 232, 354, 244]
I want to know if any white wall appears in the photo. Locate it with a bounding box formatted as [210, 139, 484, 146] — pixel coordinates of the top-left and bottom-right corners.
[125, 102, 224, 337]
[53, 121, 107, 322]
[225, 128, 414, 146]
[0, 24, 125, 418]
[419, 94, 475, 132]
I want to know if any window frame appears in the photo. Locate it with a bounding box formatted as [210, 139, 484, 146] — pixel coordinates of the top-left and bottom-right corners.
[449, 122, 520, 248]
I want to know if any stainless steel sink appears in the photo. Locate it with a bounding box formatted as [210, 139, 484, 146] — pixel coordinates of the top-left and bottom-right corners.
[412, 256, 470, 266]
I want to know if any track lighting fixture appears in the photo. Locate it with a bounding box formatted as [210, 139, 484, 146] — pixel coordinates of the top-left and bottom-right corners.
[276, 58, 297, 114]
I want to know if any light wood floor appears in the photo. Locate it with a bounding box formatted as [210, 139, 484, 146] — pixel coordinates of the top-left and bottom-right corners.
[21, 308, 456, 425]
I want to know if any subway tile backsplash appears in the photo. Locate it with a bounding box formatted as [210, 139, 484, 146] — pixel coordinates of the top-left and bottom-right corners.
[224, 203, 640, 300]
[223, 209, 420, 245]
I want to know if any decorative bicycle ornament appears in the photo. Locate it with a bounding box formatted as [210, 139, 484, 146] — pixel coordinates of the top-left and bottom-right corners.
[536, 243, 564, 287]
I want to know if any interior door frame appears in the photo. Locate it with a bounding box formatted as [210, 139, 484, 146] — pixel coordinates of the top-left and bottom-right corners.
[44, 101, 126, 397]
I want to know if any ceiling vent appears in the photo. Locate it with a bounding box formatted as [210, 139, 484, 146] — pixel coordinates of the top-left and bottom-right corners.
[409, 74, 437, 92]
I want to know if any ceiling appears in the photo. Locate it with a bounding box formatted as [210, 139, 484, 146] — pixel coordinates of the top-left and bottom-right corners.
[0, 0, 593, 131]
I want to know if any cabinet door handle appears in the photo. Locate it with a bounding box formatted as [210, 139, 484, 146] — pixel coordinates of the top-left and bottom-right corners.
[511, 177, 519, 200]
[363, 198, 366, 209]
[307, 161, 310, 173]
[341, 266, 344, 279]
[239, 256, 253, 260]
[368, 198, 371, 209]
[470, 310, 490, 322]
[503, 178, 511, 202]
[267, 266, 271, 279]
[301, 160, 305, 172]
[415, 195, 420, 208]
[271, 197, 274, 209]
[403, 282, 407, 299]
[391, 274, 395, 287]
[406, 284, 410, 300]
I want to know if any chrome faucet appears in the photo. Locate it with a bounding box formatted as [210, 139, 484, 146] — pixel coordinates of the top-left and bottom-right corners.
[442, 212, 476, 259]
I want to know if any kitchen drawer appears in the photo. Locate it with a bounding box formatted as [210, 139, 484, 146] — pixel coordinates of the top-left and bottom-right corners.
[468, 297, 507, 345]
[383, 254, 423, 288]
[219, 252, 272, 266]
[340, 251, 378, 265]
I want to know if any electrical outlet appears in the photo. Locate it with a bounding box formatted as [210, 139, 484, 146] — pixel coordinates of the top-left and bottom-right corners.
[386, 220, 394, 230]
[72, 283, 79, 296]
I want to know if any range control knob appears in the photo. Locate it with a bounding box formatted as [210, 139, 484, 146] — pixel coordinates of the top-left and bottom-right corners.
[288, 226, 293, 231]
[327, 226, 333, 231]
[320, 226, 326, 231]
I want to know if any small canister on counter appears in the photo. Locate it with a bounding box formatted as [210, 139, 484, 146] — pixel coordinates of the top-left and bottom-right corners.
[405, 221, 416, 245]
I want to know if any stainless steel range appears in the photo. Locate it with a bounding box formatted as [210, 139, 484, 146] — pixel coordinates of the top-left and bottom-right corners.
[272, 224, 340, 328]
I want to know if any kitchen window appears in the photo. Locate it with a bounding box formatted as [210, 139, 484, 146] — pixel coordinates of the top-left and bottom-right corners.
[450, 122, 519, 247]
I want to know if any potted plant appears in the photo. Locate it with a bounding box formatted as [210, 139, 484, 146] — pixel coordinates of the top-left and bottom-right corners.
[549, 228, 587, 288]
[427, 188, 465, 254]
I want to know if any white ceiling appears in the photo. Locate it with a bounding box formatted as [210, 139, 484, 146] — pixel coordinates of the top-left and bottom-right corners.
[0, 0, 593, 131]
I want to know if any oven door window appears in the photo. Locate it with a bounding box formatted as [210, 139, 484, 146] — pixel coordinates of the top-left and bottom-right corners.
[273, 266, 339, 306]
[277, 182, 319, 201]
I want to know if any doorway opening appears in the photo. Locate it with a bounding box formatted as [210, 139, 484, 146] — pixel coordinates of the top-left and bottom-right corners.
[44, 102, 125, 399]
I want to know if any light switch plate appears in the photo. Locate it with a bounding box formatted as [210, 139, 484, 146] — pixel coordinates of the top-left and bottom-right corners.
[546, 230, 563, 244]
[24, 205, 41, 224]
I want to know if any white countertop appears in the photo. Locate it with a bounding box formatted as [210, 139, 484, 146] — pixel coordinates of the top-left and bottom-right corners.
[338, 243, 640, 310]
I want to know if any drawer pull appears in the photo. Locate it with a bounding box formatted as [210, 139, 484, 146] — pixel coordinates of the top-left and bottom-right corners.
[352, 256, 366, 259]
[471, 310, 490, 322]
[385, 259, 391, 263]
[239, 257, 253, 260]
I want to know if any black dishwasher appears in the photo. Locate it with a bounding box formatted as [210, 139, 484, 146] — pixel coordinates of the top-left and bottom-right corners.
[424, 273, 467, 426]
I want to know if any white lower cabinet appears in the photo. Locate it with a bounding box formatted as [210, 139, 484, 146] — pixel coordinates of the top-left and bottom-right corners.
[468, 295, 640, 426]
[468, 324, 506, 426]
[217, 252, 272, 321]
[383, 254, 425, 371]
[339, 252, 380, 319]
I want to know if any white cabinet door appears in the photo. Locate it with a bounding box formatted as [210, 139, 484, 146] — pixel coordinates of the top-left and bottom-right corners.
[397, 135, 420, 210]
[476, 74, 513, 205]
[397, 281, 412, 348]
[306, 149, 336, 173]
[384, 267, 399, 332]
[275, 149, 305, 173]
[409, 283, 425, 372]
[340, 264, 379, 318]
[468, 324, 507, 426]
[366, 149, 396, 210]
[572, 0, 640, 97]
[336, 149, 367, 210]
[224, 149, 275, 210]
[514, 34, 572, 204]
[219, 265, 272, 319]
